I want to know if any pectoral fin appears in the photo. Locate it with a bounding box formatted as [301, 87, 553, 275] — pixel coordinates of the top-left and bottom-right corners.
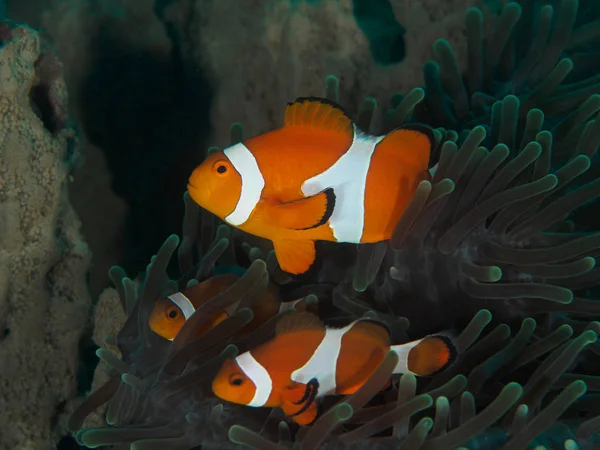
[281, 379, 320, 426]
[273, 239, 316, 275]
[268, 188, 335, 231]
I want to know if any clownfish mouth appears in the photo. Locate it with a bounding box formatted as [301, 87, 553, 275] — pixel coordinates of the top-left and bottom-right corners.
[187, 183, 210, 206]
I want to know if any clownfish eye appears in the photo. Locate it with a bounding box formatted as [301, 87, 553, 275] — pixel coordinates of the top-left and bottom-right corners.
[212, 160, 231, 176]
[229, 374, 244, 386]
[165, 306, 180, 320]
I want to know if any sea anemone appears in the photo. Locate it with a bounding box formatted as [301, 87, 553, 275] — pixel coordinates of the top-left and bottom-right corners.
[414, 0, 600, 136]
[68, 89, 600, 449]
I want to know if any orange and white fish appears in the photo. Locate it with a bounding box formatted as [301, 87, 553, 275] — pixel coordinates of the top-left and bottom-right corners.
[148, 273, 309, 341]
[212, 312, 456, 426]
[188, 97, 434, 275]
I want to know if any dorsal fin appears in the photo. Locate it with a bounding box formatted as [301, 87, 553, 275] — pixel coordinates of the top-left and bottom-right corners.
[276, 311, 324, 335]
[284, 97, 354, 135]
[351, 318, 391, 347]
[379, 125, 434, 172]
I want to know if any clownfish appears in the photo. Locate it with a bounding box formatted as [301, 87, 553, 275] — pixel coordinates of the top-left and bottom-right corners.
[187, 97, 434, 275]
[148, 273, 310, 341]
[211, 312, 456, 426]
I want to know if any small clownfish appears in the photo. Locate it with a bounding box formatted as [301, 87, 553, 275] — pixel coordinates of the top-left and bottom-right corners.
[187, 97, 435, 275]
[211, 312, 456, 426]
[148, 273, 310, 341]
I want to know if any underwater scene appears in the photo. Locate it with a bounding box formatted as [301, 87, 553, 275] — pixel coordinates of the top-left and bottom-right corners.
[3, 0, 600, 449]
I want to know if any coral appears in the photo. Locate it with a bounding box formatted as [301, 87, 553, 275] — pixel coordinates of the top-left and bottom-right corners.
[79, 287, 125, 430]
[0, 22, 92, 450]
[157, 0, 474, 144]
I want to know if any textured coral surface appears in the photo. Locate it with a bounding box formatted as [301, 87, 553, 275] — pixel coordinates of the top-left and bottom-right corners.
[0, 24, 92, 450]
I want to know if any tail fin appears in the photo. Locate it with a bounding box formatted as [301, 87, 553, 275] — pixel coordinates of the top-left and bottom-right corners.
[390, 335, 457, 376]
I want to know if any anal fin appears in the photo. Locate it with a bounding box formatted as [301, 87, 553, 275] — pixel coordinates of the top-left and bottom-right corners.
[273, 239, 316, 275]
[269, 188, 335, 231]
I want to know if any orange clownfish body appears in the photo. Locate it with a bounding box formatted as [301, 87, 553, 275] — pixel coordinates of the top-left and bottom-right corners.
[212, 312, 456, 426]
[148, 273, 309, 341]
[188, 97, 434, 275]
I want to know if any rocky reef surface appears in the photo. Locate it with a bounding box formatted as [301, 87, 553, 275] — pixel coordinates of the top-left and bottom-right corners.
[0, 23, 92, 450]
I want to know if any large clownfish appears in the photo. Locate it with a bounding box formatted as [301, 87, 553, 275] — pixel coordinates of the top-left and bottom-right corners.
[187, 97, 435, 275]
[148, 273, 309, 341]
[212, 312, 456, 426]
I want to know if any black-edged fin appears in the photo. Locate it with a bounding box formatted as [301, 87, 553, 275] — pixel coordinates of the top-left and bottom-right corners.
[400, 123, 438, 169]
[270, 188, 336, 231]
[275, 311, 324, 335]
[407, 334, 458, 377]
[379, 124, 435, 172]
[282, 378, 320, 426]
[295, 188, 336, 231]
[312, 188, 336, 229]
[434, 334, 458, 372]
[292, 378, 320, 408]
[284, 97, 354, 135]
[351, 317, 392, 347]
